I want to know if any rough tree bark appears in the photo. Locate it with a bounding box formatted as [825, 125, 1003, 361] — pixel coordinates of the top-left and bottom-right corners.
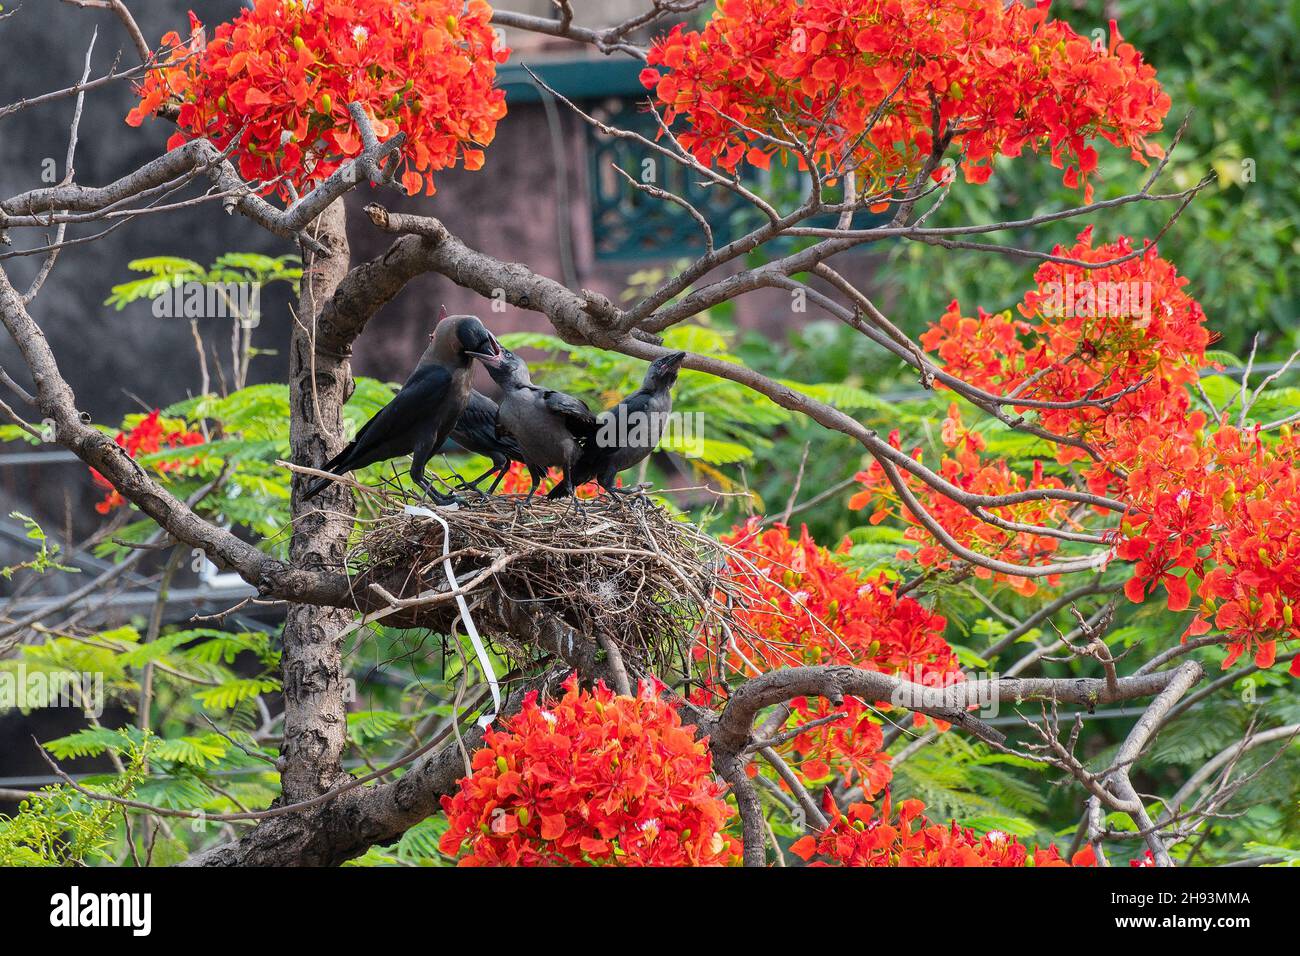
[278, 199, 356, 801]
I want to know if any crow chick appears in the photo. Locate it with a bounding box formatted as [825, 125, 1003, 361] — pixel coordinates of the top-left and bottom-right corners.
[301, 315, 503, 503]
[443, 390, 527, 494]
[548, 350, 685, 498]
[486, 349, 596, 501]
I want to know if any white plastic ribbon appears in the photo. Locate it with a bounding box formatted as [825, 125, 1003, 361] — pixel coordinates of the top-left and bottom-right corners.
[404, 504, 501, 727]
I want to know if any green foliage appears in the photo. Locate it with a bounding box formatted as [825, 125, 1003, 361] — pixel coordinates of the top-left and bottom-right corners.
[346, 817, 454, 867]
[104, 252, 302, 323]
[0, 512, 79, 580]
[0, 743, 148, 866]
[78, 377, 395, 560]
[892, 734, 1049, 825]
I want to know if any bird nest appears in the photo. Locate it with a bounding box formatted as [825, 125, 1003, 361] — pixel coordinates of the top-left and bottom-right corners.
[345, 492, 744, 676]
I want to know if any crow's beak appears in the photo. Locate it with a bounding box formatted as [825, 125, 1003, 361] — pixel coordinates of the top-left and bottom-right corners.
[467, 335, 504, 367]
[664, 351, 686, 369]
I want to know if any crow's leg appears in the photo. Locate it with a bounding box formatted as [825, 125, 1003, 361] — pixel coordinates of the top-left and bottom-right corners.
[484, 465, 509, 495]
[600, 467, 647, 508]
[560, 454, 588, 516]
[456, 455, 507, 495]
[415, 476, 457, 505]
[440, 458, 468, 487]
[456, 464, 498, 489]
[412, 445, 459, 506]
[523, 466, 546, 505]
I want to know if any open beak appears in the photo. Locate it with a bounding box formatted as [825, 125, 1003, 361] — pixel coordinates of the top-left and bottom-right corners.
[466, 335, 504, 367]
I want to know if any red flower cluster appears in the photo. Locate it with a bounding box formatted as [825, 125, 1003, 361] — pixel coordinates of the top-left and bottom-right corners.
[439, 676, 740, 866]
[127, 0, 508, 198]
[90, 410, 205, 514]
[850, 404, 1072, 595]
[701, 520, 958, 792]
[495, 460, 606, 498]
[791, 794, 1097, 867]
[891, 227, 1300, 673]
[1122, 421, 1300, 675]
[922, 227, 1210, 472]
[642, 0, 1169, 202]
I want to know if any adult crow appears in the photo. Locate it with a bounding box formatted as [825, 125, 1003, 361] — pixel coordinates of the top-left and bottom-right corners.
[485, 349, 597, 501]
[444, 390, 527, 494]
[548, 351, 686, 498]
[301, 314, 503, 503]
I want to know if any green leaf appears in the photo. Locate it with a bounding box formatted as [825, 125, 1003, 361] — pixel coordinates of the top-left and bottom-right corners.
[43, 728, 133, 761]
[194, 678, 281, 711]
[151, 735, 228, 768]
[348, 710, 406, 743]
[957, 815, 1039, 838]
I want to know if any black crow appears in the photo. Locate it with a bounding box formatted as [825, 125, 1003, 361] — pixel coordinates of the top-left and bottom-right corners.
[547, 351, 686, 498]
[485, 349, 597, 501]
[301, 314, 503, 503]
[443, 390, 527, 494]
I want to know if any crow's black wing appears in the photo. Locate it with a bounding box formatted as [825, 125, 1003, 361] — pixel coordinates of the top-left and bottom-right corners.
[448, 391, 525, 462]
[446, 391, 497, 453]
[543, 389, 597, 439]
[547, 388, 659, 500]
[304, 365, 454, 499]
[340, 363, 451, 467]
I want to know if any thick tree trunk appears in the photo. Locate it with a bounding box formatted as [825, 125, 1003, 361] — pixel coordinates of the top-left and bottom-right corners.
[278, 200, 356, 801]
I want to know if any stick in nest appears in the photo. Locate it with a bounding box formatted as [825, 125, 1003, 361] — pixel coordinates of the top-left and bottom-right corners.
[346, 490, 756, 678]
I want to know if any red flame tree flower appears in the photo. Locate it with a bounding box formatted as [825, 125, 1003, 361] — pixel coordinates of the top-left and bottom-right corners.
[127, 0, 509, 198]
[439, 676, 741, 866]
[850, 404, 1073, 596]
[694, 520, 960, 794]
[89, 409, 205, 514]
[883, 226, 1300, 676]
[791, 794, 1097, 867]
[641, 0, 1169, 202]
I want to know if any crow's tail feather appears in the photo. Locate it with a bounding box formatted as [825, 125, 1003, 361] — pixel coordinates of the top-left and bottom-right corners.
[301, 443, 355, 501]
[302, 474, 334, 501]
[546, 469, 592, 499]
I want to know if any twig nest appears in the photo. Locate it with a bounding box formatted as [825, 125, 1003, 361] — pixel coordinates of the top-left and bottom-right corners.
[349, 493, 737, 673]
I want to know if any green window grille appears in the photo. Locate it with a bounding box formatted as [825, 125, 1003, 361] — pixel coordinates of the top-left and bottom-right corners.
[500, 59, 887, 261]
